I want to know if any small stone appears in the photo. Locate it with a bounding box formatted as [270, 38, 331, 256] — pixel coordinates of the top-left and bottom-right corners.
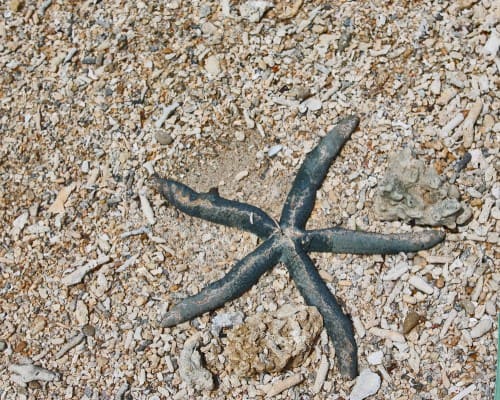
[409, 275, 434, 295]
[483, 30, 500, 56]
[349, 369, 381, 400]
[75, 300, 89, 325]
[31, 316, 46, 335]
[303, 97, 322, 112]
[178, 333, 214, 391]
[205, 55, 221, 75]
[221, 305, 323, 376]
[367, 351, 384, 365]
[81, 160, 90, 173]
[199, 4, 212, 18]
[382, 261, 409, 281]
[155, 130, 174, 145]
[10, 0, 23, 12]
[14, 341, 27, 353]
[289, 86, 311, 101]
[234, 131, 245, 141]
[0, 340, 7, 352]
[369, 327, 405, 343]
[239, 1, 273, 23]
[429, 77, 441, 95]
[403, 311, 422, 335]
[234, 170, 248, 181]
[9, 364, 60, 387]
[211, 312, 244, 335]
[48, 182, 76, 214]
[374, 149, 468, 228]
[470, 318, 492, 339]
[82, 324, 96, 337]
[268, 144, 283, 157]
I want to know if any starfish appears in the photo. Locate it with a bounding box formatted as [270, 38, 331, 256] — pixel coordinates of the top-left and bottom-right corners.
[153, 115, 444, 378]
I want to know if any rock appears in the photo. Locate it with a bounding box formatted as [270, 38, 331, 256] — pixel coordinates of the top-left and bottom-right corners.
[75, 300, 89, 325]
[382, 261, 409, 281]
[403, 311, 422, 334]
[349, 369, 381, 400]
[9, 364, 60, 387]
[10, 0, 23, 12]
[483, 30, 500, 56]
[234, 170, 249, 181]
[31, 316, 46, 335]
[374, 148, 470, 228]
[204, 55, 221, 76]
[48, 182, 76, 214]
[369, 327, 405, 343]
[288, 86, 311, 101]
[155, 130, 174, 145]
[268, 144, 283, 157]
[178, 333, 214, 391]
[234, 131, 245, 141]
[211, 311, 244, 336]
[199, 4, 212, 18]
[367, 351, 384, 366]
[470, 318, 492, 339]
[303, 97, 322, 112]
[10, 211, 29, 237]
[82, 324, 96, 337]
[222, 305, 322, 376]
[239, 1, 273, 23]
[408, 275, 434, 295]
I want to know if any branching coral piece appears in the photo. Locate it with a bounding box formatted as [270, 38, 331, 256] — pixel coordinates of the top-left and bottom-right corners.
[153, 116, 445, 378]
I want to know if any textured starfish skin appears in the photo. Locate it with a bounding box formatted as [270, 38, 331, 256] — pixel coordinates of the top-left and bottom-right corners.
[153, 115, 445, 378]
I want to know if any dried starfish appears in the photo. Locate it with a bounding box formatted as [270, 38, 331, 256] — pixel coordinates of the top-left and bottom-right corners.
[153, 115, 444, 378]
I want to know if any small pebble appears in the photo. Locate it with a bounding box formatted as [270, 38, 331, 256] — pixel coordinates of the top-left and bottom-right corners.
[155, 130, 174, 145]
[10, 0, 23, 12]
[483, 30, 500, 56]
[382, 261, 409, 281]
[349, 369, 381, 400]
[81, 160, 90, 173]
[211, 312, 244, 335]
[408, 275, 434, 295]
[403, 311, 422, 335]
[239, 1, 273, 23]
[369, 327, 405, 343]
[75, 300, 89, 325]
[470, 318, 492, 339]
[367, 351, 384, 366]
[0, 340, 7, 352]
[234, 170, 248, 181]
[268, 144, 283, 157]
[82, 324, 96, 337]
[303, 97, 322, 112]
[234, 131, 245, 141]
[205, 55, 221, 75]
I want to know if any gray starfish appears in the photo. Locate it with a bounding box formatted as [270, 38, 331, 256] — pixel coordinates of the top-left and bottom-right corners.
[153, 115, 444, 378]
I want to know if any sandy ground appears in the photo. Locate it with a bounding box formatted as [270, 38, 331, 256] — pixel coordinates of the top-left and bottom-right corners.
[0, 1, 498, 399]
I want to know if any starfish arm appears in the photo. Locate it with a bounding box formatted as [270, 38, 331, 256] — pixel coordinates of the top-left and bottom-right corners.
[283, 241, 358, 378]
[303, 228, 445, 254]
[280, 115, 360, 229]
[161, 235, 282, 327]
[153, 175, 277, 239]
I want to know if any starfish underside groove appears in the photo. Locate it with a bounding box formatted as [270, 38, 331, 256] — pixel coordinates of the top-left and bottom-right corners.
[153, 116, 444, 378]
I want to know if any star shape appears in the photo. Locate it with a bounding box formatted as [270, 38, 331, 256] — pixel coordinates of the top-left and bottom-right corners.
[153, 115, 444, 378]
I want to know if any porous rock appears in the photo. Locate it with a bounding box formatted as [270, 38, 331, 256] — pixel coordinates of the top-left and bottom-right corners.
[178, 333, 214, 391]
[222, 305, 322, 376]
[374, 148, 471, 228]
[349, 369, 381, 400]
